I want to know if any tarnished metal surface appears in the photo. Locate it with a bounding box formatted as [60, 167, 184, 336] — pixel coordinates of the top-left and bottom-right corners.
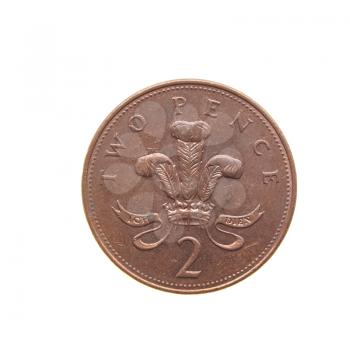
[82, 79, 296, 293]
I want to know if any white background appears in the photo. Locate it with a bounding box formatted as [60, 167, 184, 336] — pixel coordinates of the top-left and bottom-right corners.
[1, 1, 349, 349]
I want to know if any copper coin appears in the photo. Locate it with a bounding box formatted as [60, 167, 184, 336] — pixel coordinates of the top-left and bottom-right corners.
[82, 79, 296, 294]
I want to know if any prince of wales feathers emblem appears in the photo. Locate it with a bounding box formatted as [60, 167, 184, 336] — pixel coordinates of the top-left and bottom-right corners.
[113, 120, 264, 254]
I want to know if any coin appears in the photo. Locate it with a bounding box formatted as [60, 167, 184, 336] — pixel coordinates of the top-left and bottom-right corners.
[82, 79, 296, 293]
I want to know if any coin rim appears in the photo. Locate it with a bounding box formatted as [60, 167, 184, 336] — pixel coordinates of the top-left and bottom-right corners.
[82, 79, 297, 294]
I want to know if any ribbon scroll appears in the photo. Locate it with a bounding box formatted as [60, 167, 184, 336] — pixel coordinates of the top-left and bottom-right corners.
[205, 205, 264, 251]
[112, 201, 170, 250]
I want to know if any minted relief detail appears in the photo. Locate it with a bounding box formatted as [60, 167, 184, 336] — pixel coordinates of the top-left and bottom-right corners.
[204, 98, 221, 118]
[128, 114, 147, 132]
[101, 173, 118, 183]
[172, 96, 187, 116]
[263, 170, 279, 184]
[176, 236, 202, 278]
[230, 110, 253, 133]
[113, 119, 264, 278]
[105, 132, 126, 157]
[254, 139, 271, 156]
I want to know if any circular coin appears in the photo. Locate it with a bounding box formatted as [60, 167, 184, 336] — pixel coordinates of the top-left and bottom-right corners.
[82, 79, 296, 293]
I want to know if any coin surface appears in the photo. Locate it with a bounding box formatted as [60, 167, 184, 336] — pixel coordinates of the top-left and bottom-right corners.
[82, 79, 296, 293]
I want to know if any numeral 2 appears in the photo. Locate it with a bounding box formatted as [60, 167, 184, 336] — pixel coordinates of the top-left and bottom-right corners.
[176, 236, 202, 278]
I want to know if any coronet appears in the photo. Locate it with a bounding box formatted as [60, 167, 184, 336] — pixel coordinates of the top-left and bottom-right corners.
[163, 200, 215, 226]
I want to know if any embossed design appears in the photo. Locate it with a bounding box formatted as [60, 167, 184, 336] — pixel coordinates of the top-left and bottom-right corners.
[171, 121, 210, 200]
[204, 98, 221, 118]
[105, 132, 126, 157]
[113, 119, 264, 277]
[112, 201, 168, 250]
[128, 114, 147, 132]
[135, 153, 180, 199]
[230, 110, 253, 133]
[176, 237, 202, 278]
[83, 81, 296, 293]
[254, 139, 271, 156]
[172, 96, 187, 116]
[263, 170, 279, 184]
